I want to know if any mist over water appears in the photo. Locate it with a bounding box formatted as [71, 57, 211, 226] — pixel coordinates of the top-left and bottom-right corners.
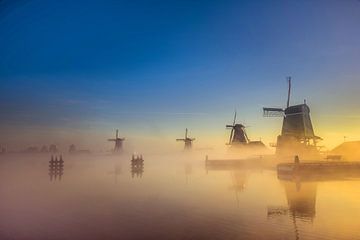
[1, 150, 360, 240]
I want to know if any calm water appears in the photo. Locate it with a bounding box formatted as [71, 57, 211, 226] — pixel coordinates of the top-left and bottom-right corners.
[1, 153, 360, 240]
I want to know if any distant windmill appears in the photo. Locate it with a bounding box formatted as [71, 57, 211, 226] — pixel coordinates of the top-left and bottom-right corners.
[108, 129, 125, 153]
[176, 128, 195, 150]
[226, 111, 250, 145]
[225, 111, 267, 151]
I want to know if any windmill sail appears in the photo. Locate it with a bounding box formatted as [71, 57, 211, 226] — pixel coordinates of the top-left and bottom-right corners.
[263, 107, 284, 117]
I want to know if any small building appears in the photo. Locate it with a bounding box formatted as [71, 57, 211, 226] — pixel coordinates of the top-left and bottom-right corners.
[331, 141, 360, 161]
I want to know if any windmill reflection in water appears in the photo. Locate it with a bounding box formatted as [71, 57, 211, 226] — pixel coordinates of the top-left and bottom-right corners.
[49, 155, 64, 182]
[131, 154, 144, 178]
[267, 180, 317, 240]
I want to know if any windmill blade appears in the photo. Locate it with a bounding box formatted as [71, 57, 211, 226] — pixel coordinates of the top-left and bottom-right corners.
[263, 107, 284, 117]
[286, 76, 291, 108]
[233, 111, 237, 125]
[226, 125, 234, 128]
[229, 128, 234, 144]
[185, 128, 188, 139]
[176, 139, 185, 141]
[243, 129, 250, 143]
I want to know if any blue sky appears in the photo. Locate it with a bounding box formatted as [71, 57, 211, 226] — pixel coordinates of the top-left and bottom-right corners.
[1, 0, 360, 149]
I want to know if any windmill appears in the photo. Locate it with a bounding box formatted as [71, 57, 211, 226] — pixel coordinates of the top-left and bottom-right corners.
[263, 77, 322, 158]
[108, 129, 125, 153]
[226, 111, 249, 145]
[226, 111, 267, 151]
[176, 128, 195, 150]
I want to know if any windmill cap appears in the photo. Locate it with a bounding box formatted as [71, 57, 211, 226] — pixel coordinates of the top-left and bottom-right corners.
[285, 104, 310, 115]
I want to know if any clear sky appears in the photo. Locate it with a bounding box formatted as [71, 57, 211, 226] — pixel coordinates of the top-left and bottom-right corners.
[1, 0, 360, 151]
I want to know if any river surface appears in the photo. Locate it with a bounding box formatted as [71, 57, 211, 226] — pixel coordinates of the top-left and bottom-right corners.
[1, 153, 360, 240]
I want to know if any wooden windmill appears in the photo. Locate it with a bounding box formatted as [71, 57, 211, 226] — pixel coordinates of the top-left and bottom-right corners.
[226, 111, 267, 151]
[108, 129, 125, 153]
[176, 128, 195, 150]
[226, 111, 250, 145]
[263, 77, 322, 158]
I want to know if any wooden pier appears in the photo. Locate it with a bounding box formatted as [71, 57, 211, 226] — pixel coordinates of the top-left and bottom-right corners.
[278, 161, 360, 173]
[277, 158, 360, 181]
[205, 155, 268, 170]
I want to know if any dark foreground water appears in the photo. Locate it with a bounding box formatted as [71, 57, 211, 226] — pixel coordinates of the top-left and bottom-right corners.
[1, 153, 360, 240]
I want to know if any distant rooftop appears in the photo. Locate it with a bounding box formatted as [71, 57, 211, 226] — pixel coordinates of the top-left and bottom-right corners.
[331, 141, 360, 160]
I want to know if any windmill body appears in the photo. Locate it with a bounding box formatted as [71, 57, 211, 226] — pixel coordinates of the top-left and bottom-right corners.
[263, 77, 321, 159]
[227, 123, 249, 145]
[108, 130, 125, 153]
[177, 128, 195, 150]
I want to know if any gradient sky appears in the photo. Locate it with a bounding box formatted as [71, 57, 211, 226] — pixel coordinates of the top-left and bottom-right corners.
[1, 0, 360, 150]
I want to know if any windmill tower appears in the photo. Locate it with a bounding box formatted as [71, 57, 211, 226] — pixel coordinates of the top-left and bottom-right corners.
[226, 111, 249, 145]
[176, 128, 195, 150]
[263, 77, 322, 158]
[108, 129, 125, 153]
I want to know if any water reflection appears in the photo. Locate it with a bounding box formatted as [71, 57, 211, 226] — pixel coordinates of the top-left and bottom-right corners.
[48, 155, 64, 182]
[108, 165, 122, 183]
[287, 181, 316, 219]
[229, 171, 247, 193]
[184, 163, 192, 184]
[131, 163, 144, 178]
[273, 164, 360, 222]
[131, 155, 144, 178]
[2, 155, 360, 240]
[268, 180, 317, 240]
[229, 170, 248, 207]
[206, 163, 248, 189]
[268, 165, 360, 240]
[206, 164, 248, 205]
